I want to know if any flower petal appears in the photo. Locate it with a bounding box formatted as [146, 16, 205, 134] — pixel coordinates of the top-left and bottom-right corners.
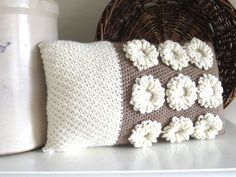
[123, 39, 159, 71]
[128, 120, 162, 148]
[185, 38, 214, 70]
[130, 75, 165, 114]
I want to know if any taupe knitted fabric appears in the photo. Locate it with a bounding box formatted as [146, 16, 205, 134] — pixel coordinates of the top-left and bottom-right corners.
[113, 43, 224, 145]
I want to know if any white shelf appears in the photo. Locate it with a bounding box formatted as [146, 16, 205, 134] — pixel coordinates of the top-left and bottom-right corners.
[0, 100, 236, 177]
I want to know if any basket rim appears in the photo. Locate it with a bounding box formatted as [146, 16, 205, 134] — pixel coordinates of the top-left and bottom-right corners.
[95, 0, 236, 108]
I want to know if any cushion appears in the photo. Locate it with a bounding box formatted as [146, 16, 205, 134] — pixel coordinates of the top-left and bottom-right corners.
[39, 38, 224, 152]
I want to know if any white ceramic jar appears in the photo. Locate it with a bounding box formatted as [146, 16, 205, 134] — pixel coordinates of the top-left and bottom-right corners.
[0, 0, 59, 155]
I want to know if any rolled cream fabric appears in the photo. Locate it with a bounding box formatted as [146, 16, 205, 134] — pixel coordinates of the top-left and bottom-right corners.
[39, 40, 224, 152]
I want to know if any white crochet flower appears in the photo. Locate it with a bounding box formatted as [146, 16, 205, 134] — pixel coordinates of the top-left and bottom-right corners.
[185, 37, 214, 70]
[128, 120, 162, 148]
[123, 39, 159, 71]
[197, 74, 223, 108]
[162, 116, 194, 143]
[130, 75, 165, 114]
[158, 40, 189, 71]
[192, 113, 223, 140]
[166, 74, 197, 111]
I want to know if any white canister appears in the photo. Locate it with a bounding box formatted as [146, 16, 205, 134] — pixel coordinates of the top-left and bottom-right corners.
[0, 0, 59, 155]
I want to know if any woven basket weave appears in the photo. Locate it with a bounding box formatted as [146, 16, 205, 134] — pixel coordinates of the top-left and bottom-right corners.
[96, 0, 236, 108]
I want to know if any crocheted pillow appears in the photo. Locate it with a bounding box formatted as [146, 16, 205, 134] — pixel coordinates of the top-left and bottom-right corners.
[39, 39, 224, 152]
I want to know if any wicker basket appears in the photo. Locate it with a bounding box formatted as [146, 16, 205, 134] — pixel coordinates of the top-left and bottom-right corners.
[96, 0, 236, 108]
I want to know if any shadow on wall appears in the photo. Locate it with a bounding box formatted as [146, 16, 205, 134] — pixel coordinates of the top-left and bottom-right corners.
[57, 0, 110, 42]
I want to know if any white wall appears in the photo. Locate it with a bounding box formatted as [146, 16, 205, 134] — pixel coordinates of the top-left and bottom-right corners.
[57, 0, 110, 42]
[230, 0, 236, 8]
[57, 0, 236, 42]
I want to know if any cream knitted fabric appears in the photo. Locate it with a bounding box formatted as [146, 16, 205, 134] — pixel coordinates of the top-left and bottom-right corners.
[39, 41, 123, 152]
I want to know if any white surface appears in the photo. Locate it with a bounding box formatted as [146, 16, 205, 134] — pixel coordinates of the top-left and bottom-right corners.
[57, 0, 236, 42]
[0, 101, 235, 176]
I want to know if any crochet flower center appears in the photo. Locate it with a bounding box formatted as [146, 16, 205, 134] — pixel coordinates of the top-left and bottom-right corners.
[204, 86, 214, 97]
[179, 87, 189, 97]
[158, 40, 189, 71]
[139, 48, 148, 57]
[197, 74, 223, 108]
[201, 120, 218, 133]
[123, 39, 159, 71]
[175, 83, 193, 100]
[204, 125, 213, 132]
[130, 75, 165, 114]
[185, 37, 214, 70]
[176, 129, 186, 135]
[172, 50, 182, 60]
[128, 120, 162, 148]
[143, 89, 154, 102]
[166, 74, 197, 111]
[196, 49, 206, 58]
[131, 47, 147, 61]
[144, 132, 153, 139]
[139, 84, 161, 107]
[162, 116, 194, 143]
[192, 113, 223, 140]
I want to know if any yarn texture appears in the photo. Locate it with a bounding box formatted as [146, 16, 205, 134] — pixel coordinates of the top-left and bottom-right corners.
[123, 39, 159, 71]
[192, 113, 223, 140]
[162, 116, 194, 143]
[39, 41, 123, 152]
[166, 74, 197, 111]
[130, 75, 165, 114]
[39, 40, 224, 152]
[197, 74, 223, 108]
[128, 120, 162, 148]
[185, 38, 214, 70]
[158, 40, 189, 71]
